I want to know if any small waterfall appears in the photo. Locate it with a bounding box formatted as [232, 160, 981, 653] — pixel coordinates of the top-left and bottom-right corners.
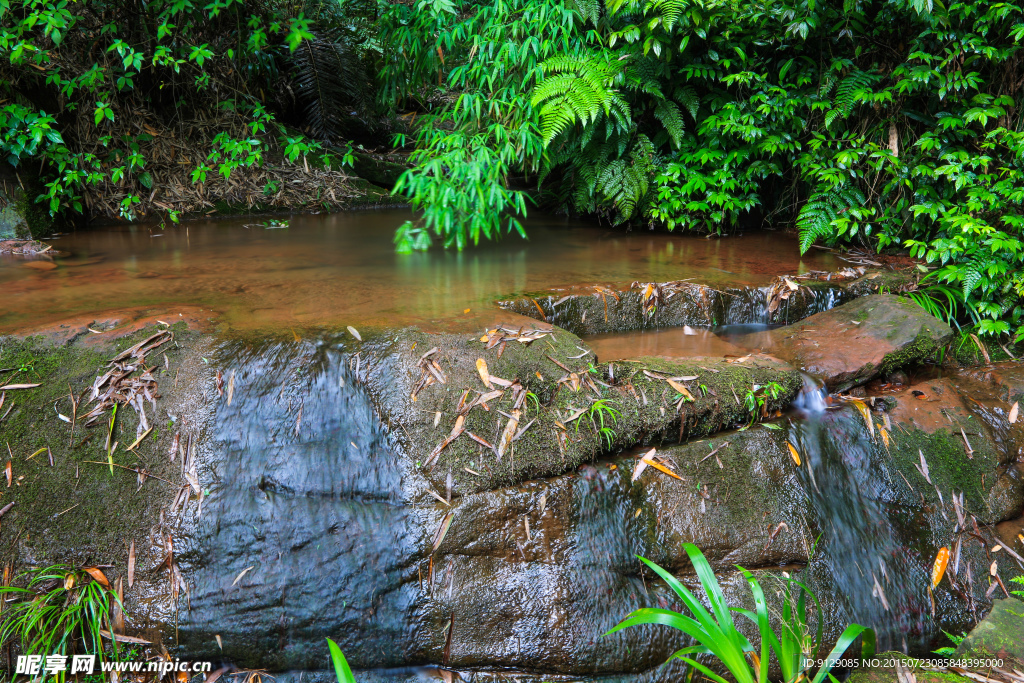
[793, 373, 828, 416]
[788, 383, 932, 652]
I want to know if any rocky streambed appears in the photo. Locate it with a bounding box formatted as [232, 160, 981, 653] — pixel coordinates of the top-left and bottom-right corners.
[1, 279, 1022, 682]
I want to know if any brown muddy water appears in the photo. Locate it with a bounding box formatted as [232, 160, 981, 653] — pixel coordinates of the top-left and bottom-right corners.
[0, 209, 836, 333]
[585, 323, 779, 361]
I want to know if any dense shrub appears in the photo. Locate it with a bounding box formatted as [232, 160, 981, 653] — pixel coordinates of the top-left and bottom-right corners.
[383, 0, 1024, 338]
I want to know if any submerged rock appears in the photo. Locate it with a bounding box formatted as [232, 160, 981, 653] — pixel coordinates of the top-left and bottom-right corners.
[752, 294, 953, 391]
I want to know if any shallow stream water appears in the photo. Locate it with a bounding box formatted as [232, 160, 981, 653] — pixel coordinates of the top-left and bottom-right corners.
[0, 210, 835, 333]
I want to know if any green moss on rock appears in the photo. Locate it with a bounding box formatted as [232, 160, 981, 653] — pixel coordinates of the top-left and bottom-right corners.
[0, 326, 202, 570]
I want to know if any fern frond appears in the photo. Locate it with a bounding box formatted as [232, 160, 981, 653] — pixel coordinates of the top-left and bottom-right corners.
[824, 69, 877, 129]
[291, 37, 367, 141]
[532, 53, 631, 144]
[568, 0, 601, 25]
[797, 185, 866, 253]
[673, 86, 699, 119]
[654, 100, 684, 148]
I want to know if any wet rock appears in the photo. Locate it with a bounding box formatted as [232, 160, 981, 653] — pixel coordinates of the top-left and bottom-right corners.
[958, 361, 1024, 405]
[887, 373, 1024, 522]
[22, 259, 57, 271]
[499, 281, 850, 337]
[884, 370, 909, 386]
[753, 294, 953, 391]
[955, 598, 1024, 663]
[14, 318, 1019, 681]
[374, 324, 803, 495]
[0, 166, 53, 238]
[0, 238, 50, 254]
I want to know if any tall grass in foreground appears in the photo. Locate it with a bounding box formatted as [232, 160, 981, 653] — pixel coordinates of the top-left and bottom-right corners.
[0, 565, 121, 668]
[608, 543, 876, 683]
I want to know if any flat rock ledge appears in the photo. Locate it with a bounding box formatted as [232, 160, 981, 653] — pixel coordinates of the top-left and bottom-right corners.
[750, 294, 953, 391]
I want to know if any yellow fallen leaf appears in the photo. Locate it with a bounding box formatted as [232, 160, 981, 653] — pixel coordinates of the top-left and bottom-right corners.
[787, 442, 801, 466]
[1010, 401, 1019, 424]
[931, 547, 949, 587]
[82, 566, 111, 588]
[667, 379, 694, 399]
[645, 458, 683, 481]
[851, 399, 874, 439]
[476, 358, 493, 389]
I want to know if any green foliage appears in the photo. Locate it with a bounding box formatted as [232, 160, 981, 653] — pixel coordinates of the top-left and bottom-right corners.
[607, 543, 876, 683]
[1011, 575, 1024, 599]
[327, 638, 357, 683]
[383, 0, 1024, 341]
[743, 382, 784, 423]
[903, 280, 980, 331]
[381, 0, 583, 251]
[932, 629, 967, 658]
[0, 0, 375, 221]
[0, 565, 122, 673]
[580, 397, 621, 448]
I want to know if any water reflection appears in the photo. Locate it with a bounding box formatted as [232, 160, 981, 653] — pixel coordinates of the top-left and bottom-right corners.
[0, 210, 835, 333]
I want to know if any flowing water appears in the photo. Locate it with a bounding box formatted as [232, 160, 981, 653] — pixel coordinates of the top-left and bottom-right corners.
[788, 379, 933, 652]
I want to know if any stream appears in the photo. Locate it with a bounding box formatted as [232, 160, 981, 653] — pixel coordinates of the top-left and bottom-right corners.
[2, 212, 1020, 682]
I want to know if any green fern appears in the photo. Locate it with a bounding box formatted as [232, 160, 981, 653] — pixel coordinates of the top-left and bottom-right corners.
[594, 134, 656, 219]
[673, 86, 699, 119]
[532, 54, 632, 144]
[569, 0, 602, 25]
[654, 100, 684, 147]
[825, 69, 877, 129]
[797, 185, 866, 252]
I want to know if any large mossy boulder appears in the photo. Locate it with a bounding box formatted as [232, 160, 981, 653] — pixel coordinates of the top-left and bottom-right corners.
[955, 598, 1024, 664]
[0, 311, 213, 640]
[753, 294, 953, 391]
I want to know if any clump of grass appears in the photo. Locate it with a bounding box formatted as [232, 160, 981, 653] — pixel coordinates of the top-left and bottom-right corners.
[578, 398, 621, 449]
[0, 565, 122, 667]
[608, 543, 875, 683]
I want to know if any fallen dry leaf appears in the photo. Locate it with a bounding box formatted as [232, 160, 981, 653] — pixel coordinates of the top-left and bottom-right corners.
[82, 566, 111, 588]
[476, 358, 493, 389]
[787, 442, 801, 466]
[632, 448, 656, 482]
[99, 630, 151, 645]
[231, 566, 254, 587]
[347, 326, 362, 341]
[1010, 401, 1019, 425]
[666, 379, 694, 400]
[432, 511, 455, 553]
[931, 547, 949, 587]
[128, 540, 136, 588]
